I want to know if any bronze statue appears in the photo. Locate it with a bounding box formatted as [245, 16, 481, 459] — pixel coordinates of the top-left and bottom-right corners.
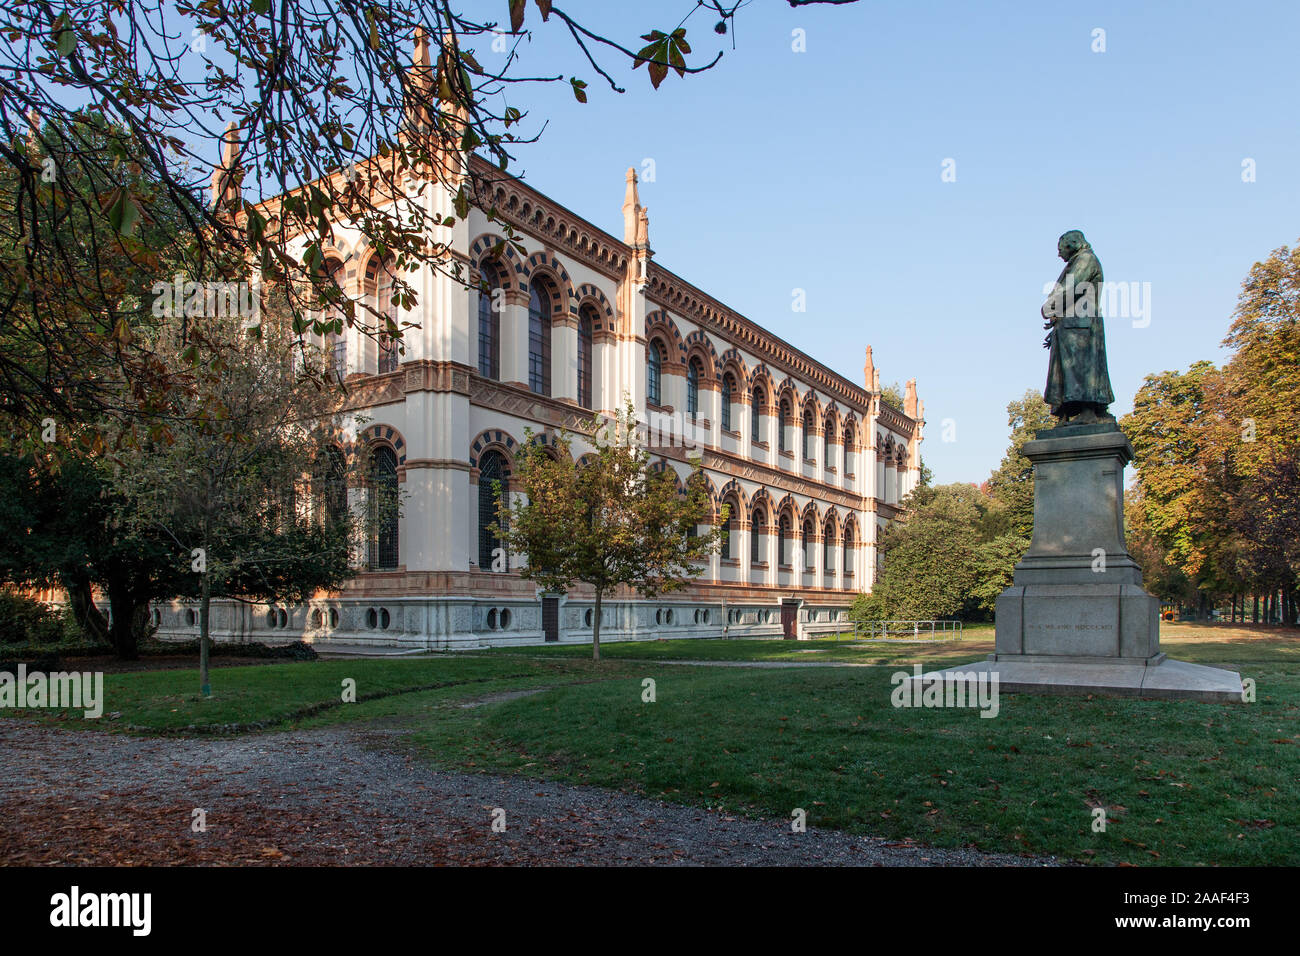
[1041, 230, 1115, 425]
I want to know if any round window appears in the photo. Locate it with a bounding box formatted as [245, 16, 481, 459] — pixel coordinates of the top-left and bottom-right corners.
[278, 608, 288, 628]
[487, 608, 498, 629]
[664, 609, 674, 625]
[584, 608, 593, 627]
[310, 609, 322, 629]
[329, 608, 339, 629]
[380, 608, 391, 630]
[499, 609, 512, 629]
[366, 608, 378, 629]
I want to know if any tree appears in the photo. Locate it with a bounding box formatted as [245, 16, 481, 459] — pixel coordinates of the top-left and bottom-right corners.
[985, 389, 1052, 539]
[1214, 240, 1300, 623]
[1, 1, 850, 432]
[108, 308, 374, 694]
[969, 533, 1032, 616]
[1122, 362, 1237, 614]
[0, 448, 186, 659]
[860, 483, 987, 621]
[496, 405, 722, 661]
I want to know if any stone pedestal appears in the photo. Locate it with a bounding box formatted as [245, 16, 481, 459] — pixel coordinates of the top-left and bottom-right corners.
[913, 422, 1242, 703]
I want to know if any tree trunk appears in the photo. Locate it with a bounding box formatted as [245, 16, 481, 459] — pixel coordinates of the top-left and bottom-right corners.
[1231, 593, 1237, 623]
[106, 588, 145, 661]
[592, 589, 602, 663]
[64, 572, 109, 646]
[199, 573, 211, 696]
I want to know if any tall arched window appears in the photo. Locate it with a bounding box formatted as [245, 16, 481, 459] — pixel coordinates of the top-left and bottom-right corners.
[823, 418, 833, 468]
[802, 517, 815, 571]
[686, 357, 701, 418]
[577, 305, 595, 409]
[803, 409, 815, 459]
[751, 507, 766, 564]
[478, 451, 508, 570]
[721, 502, 737, 560]
[647, 340, 664, 406]
[778, 514, 790, 566]
[843, 423, 855, 474]
[779, 398, 791, 453]
[476, 267, 501, 380]
[368, 446, 399, 570]
[325, 259, 346, 379]
[751, 387, 764, 443]
[721, 373, 734, 431]
[844, 523, 856, 578]
[823, 519, 836, 574]
[376, 258, 398, 373]
[315, 446, 348, 528]
[528, 283, 552, 395]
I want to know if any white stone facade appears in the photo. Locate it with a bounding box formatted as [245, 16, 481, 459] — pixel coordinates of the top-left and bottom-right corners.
[159, 153, 924, 649]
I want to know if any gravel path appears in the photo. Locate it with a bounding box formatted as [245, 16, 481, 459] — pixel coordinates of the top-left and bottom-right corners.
[0, 720, 1057, 866]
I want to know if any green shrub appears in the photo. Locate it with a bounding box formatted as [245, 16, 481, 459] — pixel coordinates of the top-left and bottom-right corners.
[0, 590, 72, 645]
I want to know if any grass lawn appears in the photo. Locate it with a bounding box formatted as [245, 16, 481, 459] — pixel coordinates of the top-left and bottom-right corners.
[6, 623, 1296, 865]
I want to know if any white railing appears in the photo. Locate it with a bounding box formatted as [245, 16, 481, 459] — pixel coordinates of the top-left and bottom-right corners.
[849, 620, 963, 641]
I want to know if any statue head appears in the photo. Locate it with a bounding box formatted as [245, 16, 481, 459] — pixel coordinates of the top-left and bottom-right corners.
[1057, 229, 1088, 260]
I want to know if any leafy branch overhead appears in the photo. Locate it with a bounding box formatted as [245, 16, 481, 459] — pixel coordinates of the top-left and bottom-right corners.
[1, 0, 827, 441]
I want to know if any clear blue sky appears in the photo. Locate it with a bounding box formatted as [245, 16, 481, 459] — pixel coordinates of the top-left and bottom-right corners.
[479, 0, 1300, 484]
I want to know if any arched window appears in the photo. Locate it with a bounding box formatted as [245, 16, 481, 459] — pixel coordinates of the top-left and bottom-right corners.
[528, 283, 553, 395]
[368, 446, 399, 570]
[803, 410, 815, 459]
[721, 504, 736, 560]
[376, 258, 398, 373]
[476, 266, 501, 380]
[802, 517, 815, 571]
[751, 387, 764, 443]
[751, 507, 767, 564]
[779, 398, 791, 453]
[823, 520, 836, 574]
[647, 340, 664, 406]
[324, 259, 346, 379]
[315, 446, 348, 527]
[823, 418, 833, 467]
[843, 423, 855, 474]
[478, 450, 508, 570]
[844, 523, 856, 577]
[686, 357, 702, 418]
[778, 514, 790, 566]
[721, 373, 734, 431]
[578, 305, 595, 409]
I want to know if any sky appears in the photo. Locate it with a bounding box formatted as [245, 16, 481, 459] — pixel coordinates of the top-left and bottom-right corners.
[466, 0, 1300, 484]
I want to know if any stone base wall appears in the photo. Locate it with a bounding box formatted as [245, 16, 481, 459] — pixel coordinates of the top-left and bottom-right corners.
[151, 595, 854, 650]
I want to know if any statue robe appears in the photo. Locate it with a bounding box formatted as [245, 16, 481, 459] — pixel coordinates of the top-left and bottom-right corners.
[1042, 245, 1115, 415]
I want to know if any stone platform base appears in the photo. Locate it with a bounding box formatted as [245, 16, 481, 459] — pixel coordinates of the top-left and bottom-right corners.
[906, 657, 1244, 704]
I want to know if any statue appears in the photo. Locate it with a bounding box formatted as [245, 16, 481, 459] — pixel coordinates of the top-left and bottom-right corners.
[1041, 230, 1115, 425]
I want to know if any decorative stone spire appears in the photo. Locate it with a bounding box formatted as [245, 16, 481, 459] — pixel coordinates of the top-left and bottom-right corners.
[904, 378, 918, 418]
[210, 121, 242, 210]
[409, 26, 434, 130]
[636, 206, 650, 250]
[863, 345, 875, 392]
[622, 167, 641, 244]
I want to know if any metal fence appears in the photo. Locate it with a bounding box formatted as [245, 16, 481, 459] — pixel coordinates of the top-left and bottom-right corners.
[848, 620, 964, 641]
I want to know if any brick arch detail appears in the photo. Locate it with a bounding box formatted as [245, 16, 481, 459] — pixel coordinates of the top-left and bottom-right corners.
[469, 233, 526, 291]
[469, 428, 519, 474]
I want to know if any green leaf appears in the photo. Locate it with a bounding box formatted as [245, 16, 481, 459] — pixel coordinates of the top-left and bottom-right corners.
[570, 77, 587, 103]
[53, 13, 75, 57]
